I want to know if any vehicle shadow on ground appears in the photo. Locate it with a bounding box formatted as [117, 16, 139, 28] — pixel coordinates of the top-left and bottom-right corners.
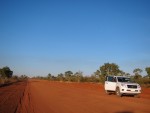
[108, 93, 137, 98]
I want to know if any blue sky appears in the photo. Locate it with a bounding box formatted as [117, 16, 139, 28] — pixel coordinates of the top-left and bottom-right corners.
[0, 0, 150, 76]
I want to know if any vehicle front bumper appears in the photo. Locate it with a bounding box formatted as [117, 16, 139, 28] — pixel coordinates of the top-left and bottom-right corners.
[120, 88, 141, 94]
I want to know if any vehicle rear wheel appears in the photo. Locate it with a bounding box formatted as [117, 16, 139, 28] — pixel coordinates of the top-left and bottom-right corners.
[116, 87, 122, 97]
[105, 90, 110, 95]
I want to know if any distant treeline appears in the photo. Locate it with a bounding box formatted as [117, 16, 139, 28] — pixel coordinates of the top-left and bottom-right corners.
[1, 63, 150, 87]
[33, 63, 150, 87]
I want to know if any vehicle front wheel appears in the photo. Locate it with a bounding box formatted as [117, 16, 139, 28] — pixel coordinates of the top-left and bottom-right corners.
[116, 87, 122, 97]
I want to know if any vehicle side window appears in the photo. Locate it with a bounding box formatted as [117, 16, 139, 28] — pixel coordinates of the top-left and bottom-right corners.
[107, 76, 116, 82]
[118, 78, 123, 82]
[108, 76, 113, 82]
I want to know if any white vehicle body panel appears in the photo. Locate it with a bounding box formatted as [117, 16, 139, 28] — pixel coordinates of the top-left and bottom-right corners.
[105, 81, 116, 91]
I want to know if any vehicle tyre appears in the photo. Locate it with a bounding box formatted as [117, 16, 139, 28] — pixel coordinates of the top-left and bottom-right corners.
[116, 87, 122, 97]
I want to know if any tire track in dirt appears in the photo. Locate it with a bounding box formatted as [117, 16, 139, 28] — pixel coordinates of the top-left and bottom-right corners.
[0, 81, 27, 113]
[16, 80, 35, 113]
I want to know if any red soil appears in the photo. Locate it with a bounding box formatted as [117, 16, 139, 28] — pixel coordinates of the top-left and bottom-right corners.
[0, 81, 27, 113]
[0, 79, 150, 113]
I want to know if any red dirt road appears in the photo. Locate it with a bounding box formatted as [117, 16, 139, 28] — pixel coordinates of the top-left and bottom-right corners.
[0, 81, 27, 113]
[24, 80, 150, 113]
[0, 80, 150, 113]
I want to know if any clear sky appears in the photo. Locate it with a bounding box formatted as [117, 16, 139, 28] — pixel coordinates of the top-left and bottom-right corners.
[0, 0, 150, 76]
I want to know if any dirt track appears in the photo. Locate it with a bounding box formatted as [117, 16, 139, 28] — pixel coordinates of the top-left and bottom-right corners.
[0, 80, 150, 113]
[0, 81, 27, 113]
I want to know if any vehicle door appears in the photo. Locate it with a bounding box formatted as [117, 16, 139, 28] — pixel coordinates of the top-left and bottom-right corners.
[105, 76, 117, 91]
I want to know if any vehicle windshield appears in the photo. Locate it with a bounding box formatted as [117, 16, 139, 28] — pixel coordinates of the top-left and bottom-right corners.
[117, 77, 131, 82]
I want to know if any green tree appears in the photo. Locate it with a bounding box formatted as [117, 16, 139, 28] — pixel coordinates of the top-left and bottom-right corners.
[125, 73, 130, 77]
[0, 66, 13, 78]
[145, 67, 150, 78]
[65, 71, 73, 81]
[94, 70, 103, 82]
[47, 73, 52, 80]
[133, 68, 142, 79]
[74, 71, 83, 82]
[118, 70, 125, 76]
[20, 75, 28, 79]
[94, 70, 101, 76]
[57, 73, 64, 81]
[95, 63, 121, 83]
[90, 74, 99, 82]
[100, 63, 121, 76]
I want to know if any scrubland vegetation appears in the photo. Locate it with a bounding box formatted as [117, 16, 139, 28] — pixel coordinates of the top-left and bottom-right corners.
[1, 63, 150, 87]
[0, 66, 28, 85]
[32, 63, 150, 87]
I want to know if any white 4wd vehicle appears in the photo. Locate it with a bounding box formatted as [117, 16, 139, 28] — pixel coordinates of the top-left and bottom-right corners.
[104, 76, 141, 97]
